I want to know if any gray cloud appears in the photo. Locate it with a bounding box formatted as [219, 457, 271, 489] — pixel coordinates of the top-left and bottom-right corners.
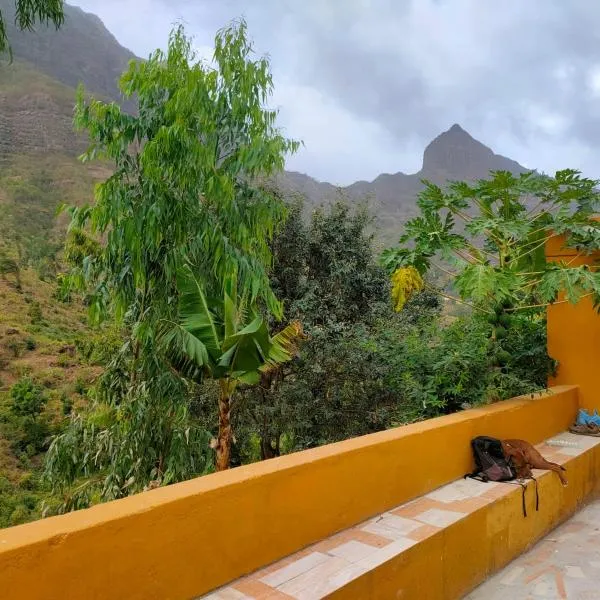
[71, 0, 600, 185]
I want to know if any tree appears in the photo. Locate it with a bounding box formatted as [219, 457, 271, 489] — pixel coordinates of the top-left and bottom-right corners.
[46, 21, 299, 500]
[276, 198, 389, 326]
[161, 267, 304, 470]
[235, 199, 395, 455]
[0, 0, 64, 55]
[382, 169, 600, 377]
[382, 170, 600, 314]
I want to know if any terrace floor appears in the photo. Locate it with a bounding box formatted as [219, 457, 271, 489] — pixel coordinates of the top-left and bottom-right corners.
[466, 498, 600, 599]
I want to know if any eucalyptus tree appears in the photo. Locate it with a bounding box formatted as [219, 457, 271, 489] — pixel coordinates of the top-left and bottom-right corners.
[1, 0, 64, 55]
[45, 21, 299, 502]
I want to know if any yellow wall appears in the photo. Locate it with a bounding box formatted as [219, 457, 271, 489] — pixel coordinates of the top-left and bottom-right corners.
[546, 234, 600, 410]
[0, 386, 578, 600]
[329, 427, 600, 599]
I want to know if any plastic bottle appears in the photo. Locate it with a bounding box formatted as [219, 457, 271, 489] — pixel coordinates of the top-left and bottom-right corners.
[546, 439, 580, 448]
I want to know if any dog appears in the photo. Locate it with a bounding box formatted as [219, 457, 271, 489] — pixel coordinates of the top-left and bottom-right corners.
[502, 439, 568, 486]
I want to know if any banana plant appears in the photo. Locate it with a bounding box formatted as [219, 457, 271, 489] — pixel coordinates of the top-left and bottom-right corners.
[160, 265, 304, 471]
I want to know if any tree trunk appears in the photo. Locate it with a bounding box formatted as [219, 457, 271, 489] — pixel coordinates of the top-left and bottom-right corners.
[216, 380, 233, 471]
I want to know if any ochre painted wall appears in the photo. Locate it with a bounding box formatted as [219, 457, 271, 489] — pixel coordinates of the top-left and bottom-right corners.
[546, 234, 600, 410]
[329, 437, 600, 599]
[0, 386, 578, 600]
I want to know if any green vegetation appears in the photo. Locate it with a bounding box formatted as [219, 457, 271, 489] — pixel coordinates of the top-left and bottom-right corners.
[382, 170, 600, 312]
[0, 19, 597, 528]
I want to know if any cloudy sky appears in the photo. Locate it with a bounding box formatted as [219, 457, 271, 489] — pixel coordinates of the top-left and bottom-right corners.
[71, 0, 600, 186]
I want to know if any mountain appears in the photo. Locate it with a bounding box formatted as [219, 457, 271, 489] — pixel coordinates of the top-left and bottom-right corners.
[0, 1, 529, 245]
[275, 124, 528, 242]
[1, 0, 136, 110]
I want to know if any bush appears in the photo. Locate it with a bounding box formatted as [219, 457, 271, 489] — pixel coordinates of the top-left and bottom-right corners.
[5, 339, 22, 358]
[61, 393, 74, 416]
[25, 337, 37, 351]
[28, 301, 43, 324]
[10, 377, 47, 420]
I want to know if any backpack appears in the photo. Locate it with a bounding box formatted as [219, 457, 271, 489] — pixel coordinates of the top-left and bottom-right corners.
[465, 435, 538, 517]
[466, 436, 516, 482]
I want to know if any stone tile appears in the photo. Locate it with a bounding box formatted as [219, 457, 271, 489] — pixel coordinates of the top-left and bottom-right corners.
[565, 565, 585, 578]
[391, 497, 445, 519]
[426, 484, 467, 503]
[327, 540, 380, 563]
[414, 507, 466, 527]
[349, 529, 394, 548]
[355, 538, 417, 570]
[233, 579, 295, 599]
[447, 496, 490, 513]
[203, 588, 251, 600]
[499, 566, 525, 585]
[469, 498, 600, 598]
[361, 514, 421, 539]
[276, 557, 362, 599]
[260, 552, 329, 588]
[406, 523, 441, 541]
[427, 478, 494, 503]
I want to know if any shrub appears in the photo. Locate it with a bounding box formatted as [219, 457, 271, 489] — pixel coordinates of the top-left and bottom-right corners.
[10, 377, 47, 420]
[28, 301, 43, 324]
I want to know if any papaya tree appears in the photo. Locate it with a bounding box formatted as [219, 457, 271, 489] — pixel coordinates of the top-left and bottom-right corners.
[45, 21, 299, 503]
[382, 169, 600, 372]
[161, 266, 304, 470]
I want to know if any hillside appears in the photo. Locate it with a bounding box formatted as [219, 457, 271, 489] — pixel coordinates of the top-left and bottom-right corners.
[0, 1, 530, 243]
[0, 0, 136, 113]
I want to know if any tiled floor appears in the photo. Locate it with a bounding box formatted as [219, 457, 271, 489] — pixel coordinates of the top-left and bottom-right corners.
[466, 498, 600, 599]
[200, 433, 600, 600]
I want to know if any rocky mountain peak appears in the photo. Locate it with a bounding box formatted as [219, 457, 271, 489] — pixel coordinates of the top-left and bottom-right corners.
[421, 123, 525, 180]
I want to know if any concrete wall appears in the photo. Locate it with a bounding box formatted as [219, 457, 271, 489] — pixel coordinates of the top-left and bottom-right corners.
[329, 437, 600, 599]
[546, 234, 600, 410]
[0, 386, 578, 600]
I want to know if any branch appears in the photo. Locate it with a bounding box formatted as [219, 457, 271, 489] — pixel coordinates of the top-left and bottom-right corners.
[506, 292, 595, 312]
[423, 283, 493, 315]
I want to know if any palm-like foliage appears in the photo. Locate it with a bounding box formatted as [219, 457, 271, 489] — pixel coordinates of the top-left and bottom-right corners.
[382, 169, 600, 313]
[161, 266, 304, 470]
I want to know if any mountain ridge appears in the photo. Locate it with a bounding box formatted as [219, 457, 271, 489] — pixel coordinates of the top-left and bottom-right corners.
[0, 1, 531, 242]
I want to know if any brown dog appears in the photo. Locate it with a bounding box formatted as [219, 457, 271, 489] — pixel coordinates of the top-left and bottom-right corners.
[502, 439, 568, 486]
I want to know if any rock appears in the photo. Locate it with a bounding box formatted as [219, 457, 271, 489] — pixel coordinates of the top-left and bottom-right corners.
[5, 327, 19, 335]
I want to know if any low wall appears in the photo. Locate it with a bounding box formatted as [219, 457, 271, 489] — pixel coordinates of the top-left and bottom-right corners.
[0, 386, 578, 600]
[330, 435, 600, 599]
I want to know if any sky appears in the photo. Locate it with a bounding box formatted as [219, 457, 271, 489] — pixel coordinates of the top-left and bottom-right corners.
[71, 0, 600, 186]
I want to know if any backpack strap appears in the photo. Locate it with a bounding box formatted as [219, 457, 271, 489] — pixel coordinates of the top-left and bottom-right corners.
[531, 475, 539, 512]
[464, 470, 489, 483]
[503, 480, 528, 517]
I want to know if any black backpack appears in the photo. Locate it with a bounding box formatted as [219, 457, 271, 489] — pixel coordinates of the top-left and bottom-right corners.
[466, 436, 516, 482]
[465, 435, 538, 517]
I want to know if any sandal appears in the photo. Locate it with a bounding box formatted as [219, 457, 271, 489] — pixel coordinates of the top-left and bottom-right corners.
[569, 423, 600, 437]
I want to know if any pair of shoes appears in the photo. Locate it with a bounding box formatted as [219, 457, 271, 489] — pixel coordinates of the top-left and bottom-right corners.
[570, 423, 600, 437]
[576, 409, 600, 426]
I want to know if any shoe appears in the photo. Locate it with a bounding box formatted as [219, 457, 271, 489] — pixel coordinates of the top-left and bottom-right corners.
[577, 409, 592, 426]
[590, 409, 600, 426]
